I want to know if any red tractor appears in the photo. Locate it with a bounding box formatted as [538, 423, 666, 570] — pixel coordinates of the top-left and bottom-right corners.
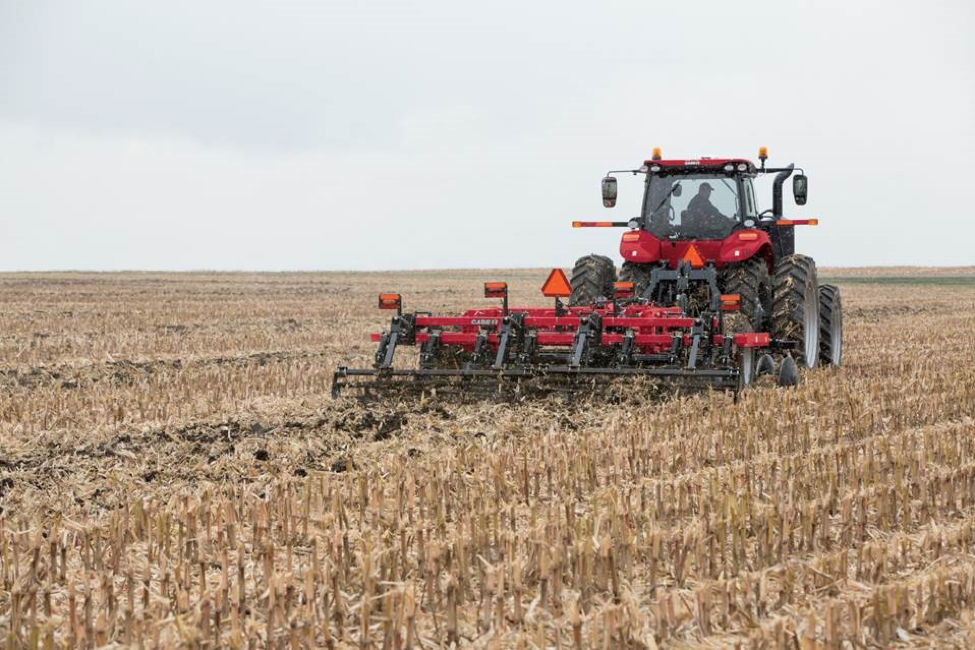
[332, 148, 841, 400]
[569, 147, 842, 372]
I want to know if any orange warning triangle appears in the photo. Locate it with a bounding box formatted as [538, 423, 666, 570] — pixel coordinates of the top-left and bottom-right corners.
[682, 244, 705, 268]
[541, 268, 573, 297]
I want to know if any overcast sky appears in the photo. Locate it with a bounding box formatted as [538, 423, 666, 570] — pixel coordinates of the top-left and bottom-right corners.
[1, 0, 973, 271]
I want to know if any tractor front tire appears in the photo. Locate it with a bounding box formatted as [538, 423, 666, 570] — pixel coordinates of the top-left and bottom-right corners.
[720, 257, 772, 331]
[818, 284, 843, 366]
[619, 262, 653, 299]
[771, 254, 820, 369]
[570, 255, 616, 306]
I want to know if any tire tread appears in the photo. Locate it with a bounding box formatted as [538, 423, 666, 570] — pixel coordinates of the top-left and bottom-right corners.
[569, 255, 617, 306]
[818, 284, 843, 365]
[771, 254, 819, 368]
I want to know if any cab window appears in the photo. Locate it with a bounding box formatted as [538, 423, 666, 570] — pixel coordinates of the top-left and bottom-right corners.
[742, 179, 758, 217]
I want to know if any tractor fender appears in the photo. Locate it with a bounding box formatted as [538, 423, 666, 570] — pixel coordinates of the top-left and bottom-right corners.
[619, 231, 662, 264]
[717, 230, 773, 268]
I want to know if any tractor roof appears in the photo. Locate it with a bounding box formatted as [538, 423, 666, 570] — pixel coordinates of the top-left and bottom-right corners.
[643, 158, 758, 173]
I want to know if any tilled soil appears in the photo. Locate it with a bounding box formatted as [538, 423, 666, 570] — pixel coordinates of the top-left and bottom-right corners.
[1, 270, 975, 648]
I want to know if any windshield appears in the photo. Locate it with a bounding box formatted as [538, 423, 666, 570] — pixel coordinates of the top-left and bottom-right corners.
[642, 174, 741, 240]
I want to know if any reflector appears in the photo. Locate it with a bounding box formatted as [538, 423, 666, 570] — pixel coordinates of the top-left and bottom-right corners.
[720, 294, 741, 312]
[776, 219, 818, 226]
[613, 282, 634, 298]
[541, 269, 572, 297]
[682, 244, 705, 268]
[573, 221, 630, 228]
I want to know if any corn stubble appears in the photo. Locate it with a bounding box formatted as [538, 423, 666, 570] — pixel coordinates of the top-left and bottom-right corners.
[1, 270, 975, 648]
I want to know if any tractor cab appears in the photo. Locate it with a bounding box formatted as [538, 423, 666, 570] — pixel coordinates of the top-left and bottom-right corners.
[594, 149, 811, 269]
[639, 159, 758, 242]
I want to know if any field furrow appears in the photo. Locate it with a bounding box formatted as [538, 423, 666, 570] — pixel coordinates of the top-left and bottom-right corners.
[1, 270, 974, 648]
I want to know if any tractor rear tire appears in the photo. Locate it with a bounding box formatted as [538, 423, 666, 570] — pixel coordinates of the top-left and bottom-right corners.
[720, 257, 772, 331]
[619, 262, 653, 299]
[569, 254, 616, 306]
[818, 284, 843, 366]
[771, 254, 820, 369]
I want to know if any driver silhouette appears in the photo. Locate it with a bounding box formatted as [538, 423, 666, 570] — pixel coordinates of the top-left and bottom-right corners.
[685, 183, 727, 226]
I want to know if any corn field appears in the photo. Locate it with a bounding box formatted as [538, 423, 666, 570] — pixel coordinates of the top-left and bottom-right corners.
[1, 270, 975, 649]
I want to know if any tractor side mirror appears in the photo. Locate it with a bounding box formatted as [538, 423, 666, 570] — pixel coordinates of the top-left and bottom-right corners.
[793, 174, 808, 205]
[601, 176, 618, 208]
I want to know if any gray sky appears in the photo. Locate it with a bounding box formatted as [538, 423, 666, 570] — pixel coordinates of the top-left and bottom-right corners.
[1, 0, 973, 271]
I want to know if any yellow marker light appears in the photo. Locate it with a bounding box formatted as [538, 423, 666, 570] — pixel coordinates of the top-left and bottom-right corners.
[758, 146, 768, 160]
[652, 146, 662, 161]
[738, 232, 759, 241]
[572, 221, 582, 228]
[622, 232, 641, 242]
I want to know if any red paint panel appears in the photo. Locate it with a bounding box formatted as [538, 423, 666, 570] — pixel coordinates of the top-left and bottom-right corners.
[619, 230, 662, 264]
[656, 240, 724, 268]
[416, 317, 501, 328]
[641, 158, 756, 172]
[602, 317, 695, 329]
[716, 229, 772, 267]
[732, 333, 770, 347]
[523, 316, 583, 328]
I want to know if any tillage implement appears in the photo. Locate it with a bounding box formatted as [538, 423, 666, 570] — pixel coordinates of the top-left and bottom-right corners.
[332, 147, 843, 400]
